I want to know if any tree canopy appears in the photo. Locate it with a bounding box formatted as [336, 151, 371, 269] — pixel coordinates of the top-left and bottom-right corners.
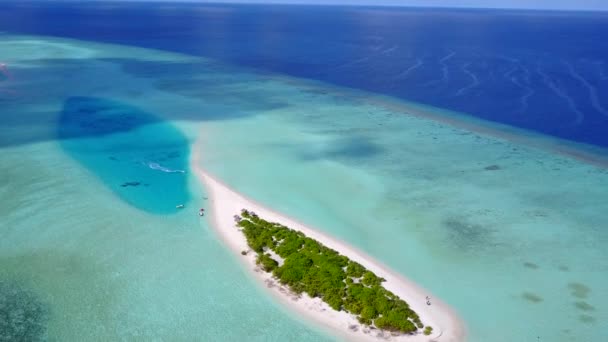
[237, 209, 426, 334]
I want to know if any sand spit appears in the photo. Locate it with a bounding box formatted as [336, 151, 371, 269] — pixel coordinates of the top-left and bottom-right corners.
[191, 137, 466, 342]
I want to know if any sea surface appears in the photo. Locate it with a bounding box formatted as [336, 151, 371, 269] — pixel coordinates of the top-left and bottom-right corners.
[2, 2, 608, 147]
[1, 2, 607, 342]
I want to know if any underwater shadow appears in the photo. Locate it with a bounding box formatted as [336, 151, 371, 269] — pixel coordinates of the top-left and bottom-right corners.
[289, 136, 384, 162]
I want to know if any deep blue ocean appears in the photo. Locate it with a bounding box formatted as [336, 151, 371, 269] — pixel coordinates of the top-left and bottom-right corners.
[1, 2, 608, 147]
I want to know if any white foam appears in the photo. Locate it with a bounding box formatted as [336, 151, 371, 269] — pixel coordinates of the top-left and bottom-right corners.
[395, 58, 423, 79]
[423, 50, 455, 87]
[536, 65, 584, 125]
[564, 60, 608, 118]
[147, 162, 186, 173]
[454, 62, 480, 96]
[508, 66, 534, 114]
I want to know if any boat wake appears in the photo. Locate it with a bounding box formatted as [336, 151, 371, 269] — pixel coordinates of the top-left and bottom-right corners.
[146, 162, 186, 173]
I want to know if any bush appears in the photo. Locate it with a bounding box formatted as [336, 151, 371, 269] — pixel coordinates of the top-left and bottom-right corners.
[358, 316, 372, 325]
[238, 210, 423, 334]
[256, 254, 279, 272]
[325, 294, 343, 311]
[360, 305, 378, 320]
[362, 271, 383, 286]
[346, 262, 365, 278]
[423, 326, 433, 336]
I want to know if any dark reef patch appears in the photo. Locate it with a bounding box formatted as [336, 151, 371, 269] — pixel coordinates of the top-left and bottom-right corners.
[579, 314, 596, 324]
[568, 282, 591, 299]
[441, 217, 495, 251]
[523, 262, 539, 269]
[325, 137, 383, 160]
[290, 136, 384, 162]
[574, 301, 595, 312]
[521, 292, 543, 303]
[120, 181, 141, 188]
[0, 280, 49, 342]
[0, 251, 120, 340]
[58, 96, 158, 140]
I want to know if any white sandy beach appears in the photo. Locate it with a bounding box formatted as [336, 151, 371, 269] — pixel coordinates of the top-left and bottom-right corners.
[191, 136, 466, 342]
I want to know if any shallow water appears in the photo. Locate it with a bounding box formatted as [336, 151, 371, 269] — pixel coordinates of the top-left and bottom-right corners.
[0, 35, 332, 341]
[1, 33, 607, 342]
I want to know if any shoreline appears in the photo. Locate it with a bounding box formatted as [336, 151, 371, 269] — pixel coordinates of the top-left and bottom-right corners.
[191, 136, 466, 342]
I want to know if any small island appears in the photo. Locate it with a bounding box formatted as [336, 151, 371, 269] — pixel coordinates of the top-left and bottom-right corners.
[191, 147, 464, 341]
[236, 209, 432, 336]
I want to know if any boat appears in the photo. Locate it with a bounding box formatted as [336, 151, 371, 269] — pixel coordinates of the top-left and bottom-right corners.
[176, 204, 185, 209]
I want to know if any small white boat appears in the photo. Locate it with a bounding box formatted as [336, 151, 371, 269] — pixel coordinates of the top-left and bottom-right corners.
[176, 204, 185, 209]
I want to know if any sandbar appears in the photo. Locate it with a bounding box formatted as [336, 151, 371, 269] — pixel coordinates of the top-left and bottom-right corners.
[191, 134, 466, 342]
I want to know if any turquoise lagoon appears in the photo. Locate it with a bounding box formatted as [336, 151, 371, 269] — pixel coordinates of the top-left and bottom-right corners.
[58, 96, 190, 214]
[1, 34, 607, 341]
[0, 35, 331, 341]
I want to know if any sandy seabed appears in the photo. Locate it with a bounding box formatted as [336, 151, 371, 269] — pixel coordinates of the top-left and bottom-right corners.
[191, 135, 466, 342]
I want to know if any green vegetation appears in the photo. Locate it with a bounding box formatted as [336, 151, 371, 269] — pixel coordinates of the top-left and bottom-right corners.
[256, 253, 279, 272]
[236, 209, 424, 334]
[423, 326, 433, 336]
